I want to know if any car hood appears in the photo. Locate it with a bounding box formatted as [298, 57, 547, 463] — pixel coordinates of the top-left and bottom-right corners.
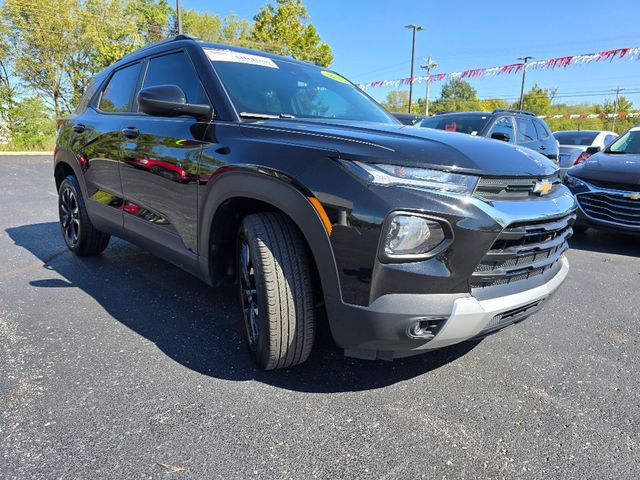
[570, 151, 640, 186]
[240, 119, 558, 177]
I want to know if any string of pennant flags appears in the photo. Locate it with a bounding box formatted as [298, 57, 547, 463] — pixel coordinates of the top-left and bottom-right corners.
[537, 112, 640, 120]
[356, 47, 640, 91]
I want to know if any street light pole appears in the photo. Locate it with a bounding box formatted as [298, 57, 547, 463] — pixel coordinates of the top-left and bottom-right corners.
[405, 24, 423, 114]
[420, 56, 438, 116]
[176, 0, 183, 34]
[517, 56, 533, 110]
[612, 86, 622, 132]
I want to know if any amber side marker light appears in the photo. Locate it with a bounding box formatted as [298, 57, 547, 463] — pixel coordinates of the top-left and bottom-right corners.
[307, 197, 333, 235]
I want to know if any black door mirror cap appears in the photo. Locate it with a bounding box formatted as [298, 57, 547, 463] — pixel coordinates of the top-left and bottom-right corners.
[490, 132, 510, 142]
[585, 146, 601, 155]
[138, 84, 211, 119]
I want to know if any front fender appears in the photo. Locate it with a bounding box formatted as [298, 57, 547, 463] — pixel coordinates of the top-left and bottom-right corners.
[197, 170, 343, 305]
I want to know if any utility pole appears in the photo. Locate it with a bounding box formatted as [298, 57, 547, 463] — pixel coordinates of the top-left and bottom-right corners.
[420, 57, 438, 116]
[176, 0, 183, 34]
[517, 56, 534, 110]
[612, 87, 622, 132]
[405, 24, 423, 114]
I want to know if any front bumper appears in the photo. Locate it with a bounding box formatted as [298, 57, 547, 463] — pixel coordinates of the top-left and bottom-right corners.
[333, 257, 569, 360]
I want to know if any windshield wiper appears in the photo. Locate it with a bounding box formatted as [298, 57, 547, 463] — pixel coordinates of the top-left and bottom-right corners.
[239, 112, 296, 120]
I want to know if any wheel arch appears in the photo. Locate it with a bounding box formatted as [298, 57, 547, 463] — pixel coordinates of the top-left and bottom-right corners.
[53, 147, 85, 194]
[198, 171, 343, 306]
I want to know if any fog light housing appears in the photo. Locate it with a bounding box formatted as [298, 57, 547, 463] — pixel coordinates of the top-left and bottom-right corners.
[383, 213, 448, 259]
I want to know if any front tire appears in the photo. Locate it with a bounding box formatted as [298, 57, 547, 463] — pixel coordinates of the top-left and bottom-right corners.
[238, 212, 316, 370]
[58, 176, 110, 256]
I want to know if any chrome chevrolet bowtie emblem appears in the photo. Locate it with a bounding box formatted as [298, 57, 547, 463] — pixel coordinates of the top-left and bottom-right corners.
[628, 192, 640, 201]
[533, 179, 553, 196]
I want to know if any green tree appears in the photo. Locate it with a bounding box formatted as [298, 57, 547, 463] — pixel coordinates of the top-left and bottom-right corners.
[382, 90, 409, 112]
[595, 95, 634, 133]
[180, 11, 252, 46]
[220, 14, 252, 44]
[2, 96, 55, 150]
[181, 9, 222, 42]
[440, 78, 477, 101]
[479, 98, 509, 111]
[515, 84, 552, 114]
[251, 0, 333, 67]
[431, 78, 480, 112]
[2, 0, 172, 116]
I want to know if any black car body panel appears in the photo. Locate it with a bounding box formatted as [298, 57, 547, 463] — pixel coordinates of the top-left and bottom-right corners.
[239, 119, 558, 176]
[55, 36, 576, 359]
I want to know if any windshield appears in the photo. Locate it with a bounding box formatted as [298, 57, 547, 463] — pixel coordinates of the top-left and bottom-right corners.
[205, 48, 396, 124]
[417, 114, 489, 135]
[553, 131, 598, 146]
[607, 130, 640, 154]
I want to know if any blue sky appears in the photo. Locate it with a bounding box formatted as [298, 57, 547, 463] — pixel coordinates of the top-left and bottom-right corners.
[183, 0, 640, 108]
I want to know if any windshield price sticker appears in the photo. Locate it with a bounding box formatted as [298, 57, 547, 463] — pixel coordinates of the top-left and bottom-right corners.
[321, 71, 350, 84]
[204, 48, 279, 69]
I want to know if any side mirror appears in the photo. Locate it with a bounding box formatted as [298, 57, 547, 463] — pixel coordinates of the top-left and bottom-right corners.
[585, 146, 601, 155]
[137, 85, 211, 119]
[491, 132, 510, 142]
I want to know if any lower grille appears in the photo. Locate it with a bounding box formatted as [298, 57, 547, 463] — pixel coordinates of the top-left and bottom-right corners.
[471, 213, 575, 289]
[578, 192, 640, 227]
[479, 299, 545, 334]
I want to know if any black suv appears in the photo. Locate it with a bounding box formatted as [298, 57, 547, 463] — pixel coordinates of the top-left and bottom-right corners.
[55, 36, 576, 369]
[417, 110, 559, 162]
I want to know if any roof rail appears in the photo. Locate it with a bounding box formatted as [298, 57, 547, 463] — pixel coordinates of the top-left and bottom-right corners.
[118, 34, 200, 60]
[492, 108, 536, 117]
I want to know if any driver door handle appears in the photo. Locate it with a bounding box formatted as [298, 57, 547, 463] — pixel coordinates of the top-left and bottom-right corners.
[539, 145, 547, 150]
[73, 123, 86, 134]
[121, 127, 139, 139]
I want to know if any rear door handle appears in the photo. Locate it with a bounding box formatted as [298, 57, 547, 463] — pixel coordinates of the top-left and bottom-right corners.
[539, 145, 547, 150]
[73, 123, 86, 134]
[121, 127, 139, 139]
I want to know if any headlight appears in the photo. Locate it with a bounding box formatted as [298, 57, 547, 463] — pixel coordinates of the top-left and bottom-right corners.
[383, 213, 448, 258]
[352, 161, 479, 194]
[563, 173, 587, 189]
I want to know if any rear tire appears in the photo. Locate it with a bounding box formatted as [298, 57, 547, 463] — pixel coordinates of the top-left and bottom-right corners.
[238, 212, 316, 370]
[58, 175, 110, 256]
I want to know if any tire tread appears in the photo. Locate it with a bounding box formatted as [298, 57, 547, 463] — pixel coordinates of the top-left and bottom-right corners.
[242, 212, 315, 370]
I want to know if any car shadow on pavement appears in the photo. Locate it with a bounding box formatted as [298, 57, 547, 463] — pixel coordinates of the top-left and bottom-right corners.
[7, 222, 478, 393]
[569, 228, 640, 257]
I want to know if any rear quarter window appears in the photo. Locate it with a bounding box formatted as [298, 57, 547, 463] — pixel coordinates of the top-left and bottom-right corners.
[75, 73, 107, 114]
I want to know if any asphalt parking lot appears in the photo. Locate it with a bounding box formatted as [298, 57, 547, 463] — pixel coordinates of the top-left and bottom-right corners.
[1, 154, 639, 479]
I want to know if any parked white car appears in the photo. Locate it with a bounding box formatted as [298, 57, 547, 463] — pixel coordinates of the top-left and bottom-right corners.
[553, 130, 618, 176]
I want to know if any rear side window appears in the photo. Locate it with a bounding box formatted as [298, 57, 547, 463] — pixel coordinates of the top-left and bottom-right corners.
[553, 131, 599, 145]
[515, 117, 537, 143]
[142, 51, 208, 105]
[418, 114, 489, 135]
[99, 63, 142, 113]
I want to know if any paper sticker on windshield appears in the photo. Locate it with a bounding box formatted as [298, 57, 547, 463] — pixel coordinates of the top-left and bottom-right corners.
[321, 71, 350, 84]
[204, 48, 278, 69]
